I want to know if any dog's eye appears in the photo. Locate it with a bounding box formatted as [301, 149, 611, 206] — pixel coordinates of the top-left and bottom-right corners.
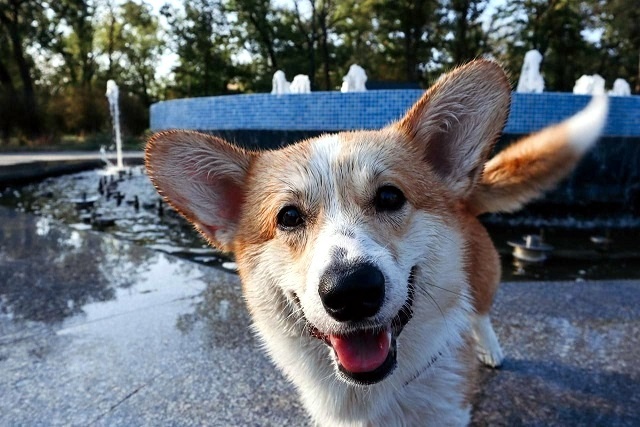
[277, 206, 304, 229]
[375, 185, 406, 212]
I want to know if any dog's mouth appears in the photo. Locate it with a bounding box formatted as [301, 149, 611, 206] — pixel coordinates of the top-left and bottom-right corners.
[301, 266, 416, 385]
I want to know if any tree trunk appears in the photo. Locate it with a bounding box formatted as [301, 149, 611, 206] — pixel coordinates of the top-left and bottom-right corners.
[293, 0, 316, 88]
[0, 59, 18, 141]
[0, 59, 15, 90]
[2, 3, 41, 135]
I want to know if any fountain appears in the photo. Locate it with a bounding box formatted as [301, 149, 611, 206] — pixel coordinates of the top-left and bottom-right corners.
[341, 64, 367, 92]
[610, 78, 631, 96]
[573, 74, 606, 95]
[105, 80, 124, 170]
[290, 75, 311, 94]
[271, 70, 291, 95]
[516, 50, 544, 93]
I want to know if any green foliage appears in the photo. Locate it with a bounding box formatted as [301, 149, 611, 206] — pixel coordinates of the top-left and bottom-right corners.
[46, 86, 107, 135]
[0, 0, 56, 137]
[49, 0, 97, 88]
[490, 0, 600, 91]
[440, 0, 489, 67]
[94, 1, 165, 106]
[595, 0, 640, 91]
[161, 0, 237, 97]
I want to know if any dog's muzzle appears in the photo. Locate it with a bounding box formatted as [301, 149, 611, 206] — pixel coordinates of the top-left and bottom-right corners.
[318, 262, 386, 322]
[305, 266, 417, 385]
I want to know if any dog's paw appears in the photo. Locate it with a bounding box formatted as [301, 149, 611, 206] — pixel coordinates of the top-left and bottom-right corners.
[472, 314, 504, 368]
[476, 340, 504, 368]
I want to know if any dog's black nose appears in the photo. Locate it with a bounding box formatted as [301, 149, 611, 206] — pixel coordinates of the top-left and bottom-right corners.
[319, 262, 385, 322]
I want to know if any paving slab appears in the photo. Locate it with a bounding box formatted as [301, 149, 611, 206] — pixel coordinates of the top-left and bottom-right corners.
[0, 206, 638, 426]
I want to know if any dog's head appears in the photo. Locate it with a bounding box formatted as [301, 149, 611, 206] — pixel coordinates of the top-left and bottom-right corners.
[146, 60, 510, 386]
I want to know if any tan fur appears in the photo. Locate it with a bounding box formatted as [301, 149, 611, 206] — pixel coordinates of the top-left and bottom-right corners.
[145, 130, 257, 252]
[396, 61, 511, 197]
[460, 208, 501, 315]
[468, 123, 580, 215]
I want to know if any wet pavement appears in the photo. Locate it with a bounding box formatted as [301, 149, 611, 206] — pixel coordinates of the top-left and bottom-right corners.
[1, 205, 639, 426]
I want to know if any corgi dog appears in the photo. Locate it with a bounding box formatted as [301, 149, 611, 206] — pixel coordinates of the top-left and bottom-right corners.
[145, 60, 608, 426]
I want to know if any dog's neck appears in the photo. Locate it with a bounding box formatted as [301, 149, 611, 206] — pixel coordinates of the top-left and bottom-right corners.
[403, 350, 443, 387]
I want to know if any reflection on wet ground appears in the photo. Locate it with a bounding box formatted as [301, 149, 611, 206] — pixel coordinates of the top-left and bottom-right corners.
[0, 206, 302, 424]
[1, 206, 639, 425]
[489, 225, 640, 281]
[2, 168, 640, 282]
[0, 167, 233, 270]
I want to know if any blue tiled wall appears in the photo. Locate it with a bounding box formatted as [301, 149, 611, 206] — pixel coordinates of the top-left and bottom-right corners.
[150, 91, 640, 137]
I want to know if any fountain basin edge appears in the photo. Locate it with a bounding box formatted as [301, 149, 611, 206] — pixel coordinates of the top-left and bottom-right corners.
[150, 91, 640, 137]
[150, 91, 640, 212]
[0, 153, 144, 187]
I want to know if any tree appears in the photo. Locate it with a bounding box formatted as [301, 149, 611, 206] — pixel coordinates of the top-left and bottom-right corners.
[162, 0, 236, 96]
[370, 0, 442, 84]
[96, 0, 164, 106]
[230, 0, 309, 91]
[46, 0, 108, 134]
[50, 0, 97, 89]
[0, 0, 53, 136]
[490, 0, 598, 92]
[315, 0, 354, 90]
[440, 0, 489, 67]
[0, 26, 19, 139]
[231, 0, 281, 71]
[596, 0, 640, 92]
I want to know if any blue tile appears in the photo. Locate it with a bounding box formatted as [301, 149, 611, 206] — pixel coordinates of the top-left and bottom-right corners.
[150, 91, 640, 137]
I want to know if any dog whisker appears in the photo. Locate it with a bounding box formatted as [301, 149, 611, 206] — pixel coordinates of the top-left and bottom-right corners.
[424, 282, 473, 303]
[414, 285, 450, 332]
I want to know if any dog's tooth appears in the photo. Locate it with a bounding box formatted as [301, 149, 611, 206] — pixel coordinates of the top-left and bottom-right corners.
[385, 330, 392, 349]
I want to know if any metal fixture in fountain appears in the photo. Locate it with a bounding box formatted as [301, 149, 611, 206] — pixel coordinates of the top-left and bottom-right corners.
[70, 192, 99, 210]
[591, 230, 613, 251]
[508, 233, 554, 263]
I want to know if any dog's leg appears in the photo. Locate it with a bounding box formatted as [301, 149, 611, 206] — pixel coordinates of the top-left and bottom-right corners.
[464, 214, 504, 367]
[472, 313, 504, 368]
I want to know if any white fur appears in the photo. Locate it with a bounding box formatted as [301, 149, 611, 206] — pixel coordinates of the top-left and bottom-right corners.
[243, 198, 475, 425]
[230, 126, 483, 425]
[472, 314, 504, 368]
[566, 94, 609, 154]
[304, 224, 409, 333]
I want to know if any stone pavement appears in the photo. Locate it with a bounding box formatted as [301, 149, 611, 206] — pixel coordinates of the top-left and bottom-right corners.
[0, 206, 638, 426]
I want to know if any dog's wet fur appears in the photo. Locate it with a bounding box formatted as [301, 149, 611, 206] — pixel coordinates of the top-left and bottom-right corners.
[146, 60, 608, 426]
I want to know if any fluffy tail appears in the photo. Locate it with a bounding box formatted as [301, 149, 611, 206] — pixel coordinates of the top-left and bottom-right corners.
[468, 95, 609, 215]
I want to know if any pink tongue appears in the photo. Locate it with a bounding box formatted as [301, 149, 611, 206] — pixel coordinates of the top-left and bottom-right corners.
[329, 329, 391, 373]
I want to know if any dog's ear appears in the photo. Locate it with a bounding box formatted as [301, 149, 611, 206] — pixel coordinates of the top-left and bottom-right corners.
[396, 60, 511, 197]
[145, 131, 255, 252]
